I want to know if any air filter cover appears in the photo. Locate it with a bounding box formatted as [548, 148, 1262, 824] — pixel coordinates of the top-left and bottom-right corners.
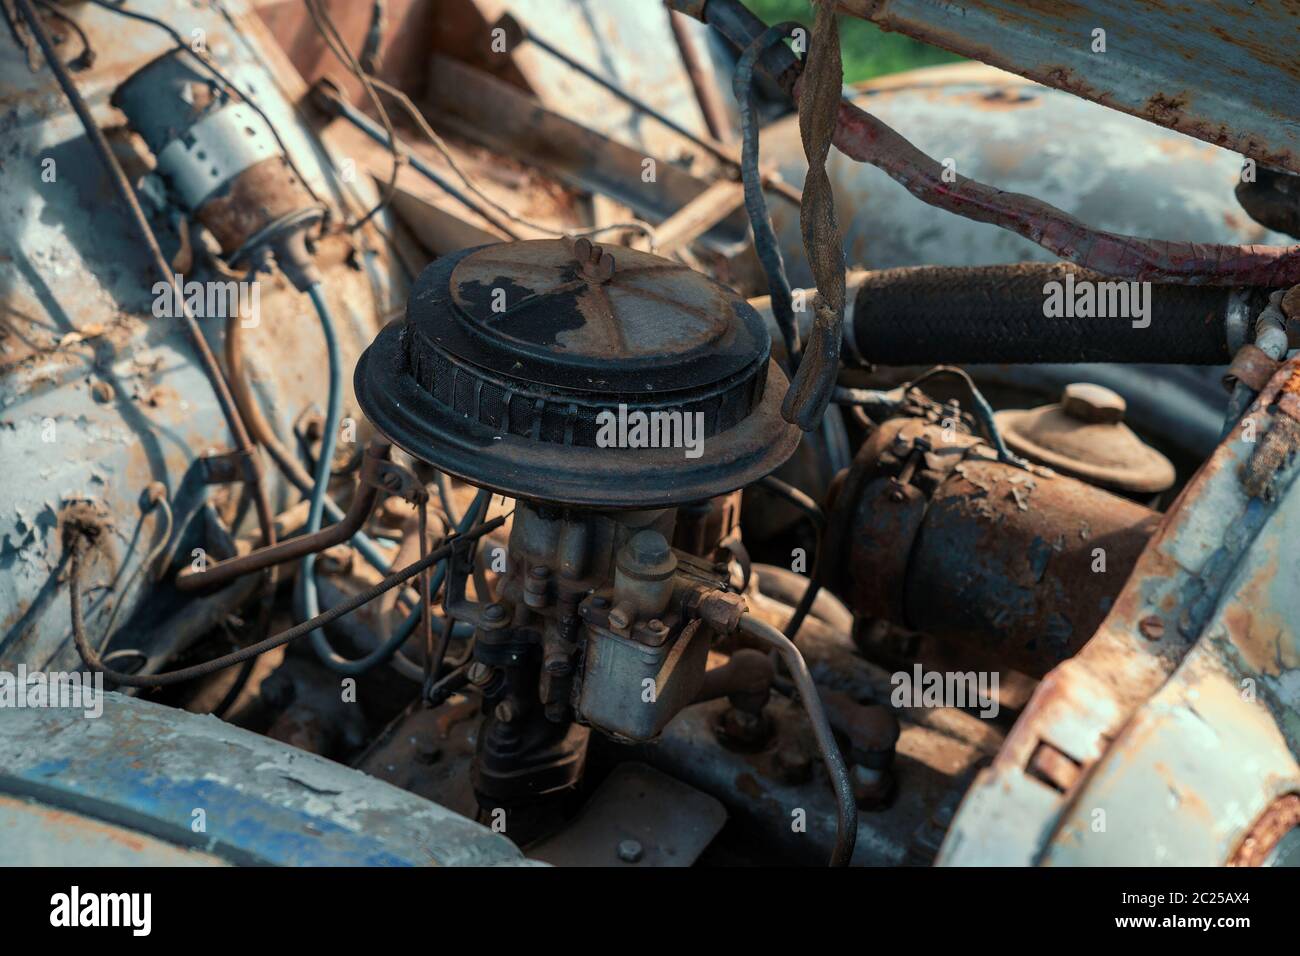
[356, 239, 800, 507]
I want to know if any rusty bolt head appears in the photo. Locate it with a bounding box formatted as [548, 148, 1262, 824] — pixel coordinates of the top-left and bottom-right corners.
[494, 700, 517, 723]
[1062, 382, 1126, 425]
[466, 661, 493, 686]
[1138, 614, 1165, 641]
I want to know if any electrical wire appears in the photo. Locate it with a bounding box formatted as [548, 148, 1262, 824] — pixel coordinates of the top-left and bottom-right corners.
[304, 0, 403, 232]
[222, 309, 393, 575]
[96, 493, 173, 650]
[310, 497, 483, 678]
[15, 0, 279, 565]
[738, 613, 857, 867]
[67, 515, 505, 688]
[35, 0, 94, 69]
[360, 74, 657, 248]
[735, 22, 803, 368]
[297, 312, 492, 688]
[905, 365, 1027, 468]
[755, 474, 826, 640]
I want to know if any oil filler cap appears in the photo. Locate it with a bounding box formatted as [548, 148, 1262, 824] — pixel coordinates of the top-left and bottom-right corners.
[355, 239, 800, 507]
[995, 383, 1175, 494]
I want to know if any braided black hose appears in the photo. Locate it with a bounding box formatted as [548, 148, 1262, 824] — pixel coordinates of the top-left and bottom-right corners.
[850, 263, 1238, 366]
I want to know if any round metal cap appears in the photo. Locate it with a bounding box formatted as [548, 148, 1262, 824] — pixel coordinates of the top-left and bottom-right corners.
[994, 383, 1175, 494]
[356, 240, 800, 508]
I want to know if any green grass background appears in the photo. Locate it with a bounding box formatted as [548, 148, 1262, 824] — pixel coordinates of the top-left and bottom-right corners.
[745, 0, 963, 83]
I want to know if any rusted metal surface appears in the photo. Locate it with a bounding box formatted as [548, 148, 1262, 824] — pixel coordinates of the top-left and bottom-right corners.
[837, 0, 1300, 176]
[0, 690, 528, 866]
[0, 0, 402, 673]
[1228, 794, 1300, 866]
[528, 762, 727, 866]
[822, 90, 1300, 285]
[425, 55, 751, 254]
[841, 417, 1158, 677]
[940, 356, 1300, 865]
[465, 0, 718, 165]
[0, 794, 229, 866]
[904, 458, 1158, 677]
[175, 442, 391, 592]
[761, 65, 1291, 290]
[449, 238, 735, 362]
[196, 156, 321, 257]
[994, 383, 1176, 494]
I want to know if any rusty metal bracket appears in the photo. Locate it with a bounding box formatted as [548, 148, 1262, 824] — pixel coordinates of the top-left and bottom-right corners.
[1243, 366, 1300, 499]
[363, 457, 427, 506]
[1223, 343, 1280, 393]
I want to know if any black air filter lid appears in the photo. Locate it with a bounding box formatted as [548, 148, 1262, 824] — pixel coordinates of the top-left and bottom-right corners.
[356, 239, 800, 508]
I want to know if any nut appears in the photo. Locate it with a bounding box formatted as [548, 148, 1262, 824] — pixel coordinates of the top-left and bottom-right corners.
[1061, 382, 1126, 425]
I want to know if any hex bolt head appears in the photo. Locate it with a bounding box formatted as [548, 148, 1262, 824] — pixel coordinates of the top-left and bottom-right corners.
[1062, 382, 1126, 424]
[616, 839, 644, 863]
[625, 529, 671, 568]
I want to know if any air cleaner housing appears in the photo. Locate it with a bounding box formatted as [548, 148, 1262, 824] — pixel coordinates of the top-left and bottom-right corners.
[355, 238, 799, 506]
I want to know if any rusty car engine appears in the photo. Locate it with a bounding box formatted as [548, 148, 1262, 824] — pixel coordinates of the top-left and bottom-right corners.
[2, 0, 1299, 876]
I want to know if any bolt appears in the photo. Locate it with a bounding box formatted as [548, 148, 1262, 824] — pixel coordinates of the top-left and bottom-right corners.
[483, 603, 507, 623]
[495, 700, 517, 723]
[1138, 614, 1165, 641]
[1062, 382, 1126, 424]
[466, 662, 493, 686]
[616, 839, 644, 863]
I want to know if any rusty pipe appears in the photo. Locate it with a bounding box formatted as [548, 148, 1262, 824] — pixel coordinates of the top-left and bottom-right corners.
[826, 96, 1300, 287]
[176, 441, 391, 592]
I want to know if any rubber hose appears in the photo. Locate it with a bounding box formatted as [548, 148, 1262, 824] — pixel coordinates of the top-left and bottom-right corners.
[850, 263, 1239, 366]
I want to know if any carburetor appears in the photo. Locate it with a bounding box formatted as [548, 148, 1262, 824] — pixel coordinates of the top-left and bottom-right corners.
[355, 238, 800, 822]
